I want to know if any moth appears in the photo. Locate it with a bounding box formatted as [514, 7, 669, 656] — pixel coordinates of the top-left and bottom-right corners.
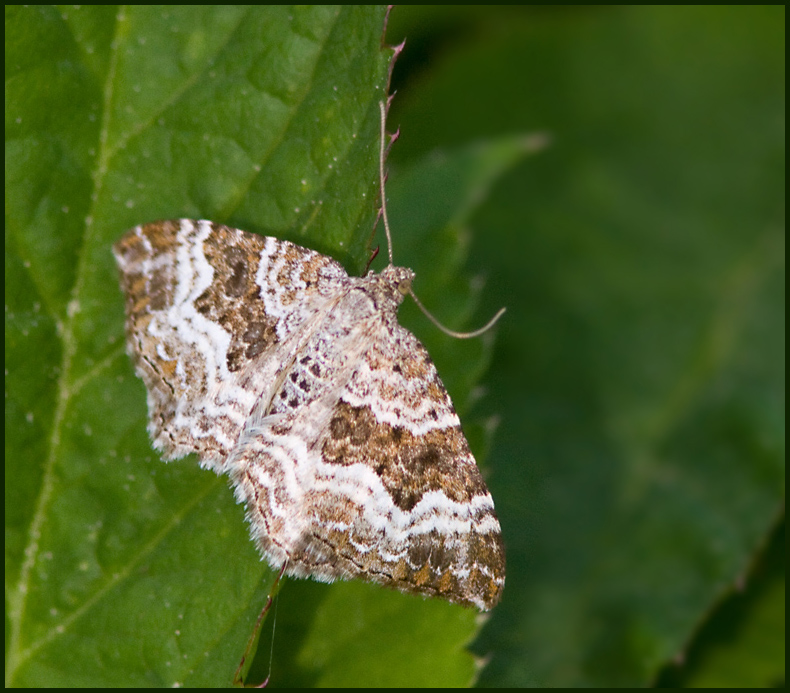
[113, 104, 505, 612]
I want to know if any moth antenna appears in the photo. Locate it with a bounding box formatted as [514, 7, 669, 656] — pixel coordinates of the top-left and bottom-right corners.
[408, 287, 506, 339]
[378, 100, 395, 265]
[378, 103, 505, 339]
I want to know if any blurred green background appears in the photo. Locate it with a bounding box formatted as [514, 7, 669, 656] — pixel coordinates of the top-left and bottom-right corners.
[384, 5, 784, 687]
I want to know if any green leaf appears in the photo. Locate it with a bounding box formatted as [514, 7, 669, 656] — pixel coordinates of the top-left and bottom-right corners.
[387, 5, 785, 688]
[10, 5, 784, 688]
[5, 5, 427, 687]
[6, 6, 530, 687]
[658, 520, 785, 687]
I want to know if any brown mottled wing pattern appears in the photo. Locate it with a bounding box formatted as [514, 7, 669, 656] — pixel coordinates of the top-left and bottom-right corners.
[115, 221, 504, 609]
[226, 265, 505, 610]
[113, 219, 348, 471]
